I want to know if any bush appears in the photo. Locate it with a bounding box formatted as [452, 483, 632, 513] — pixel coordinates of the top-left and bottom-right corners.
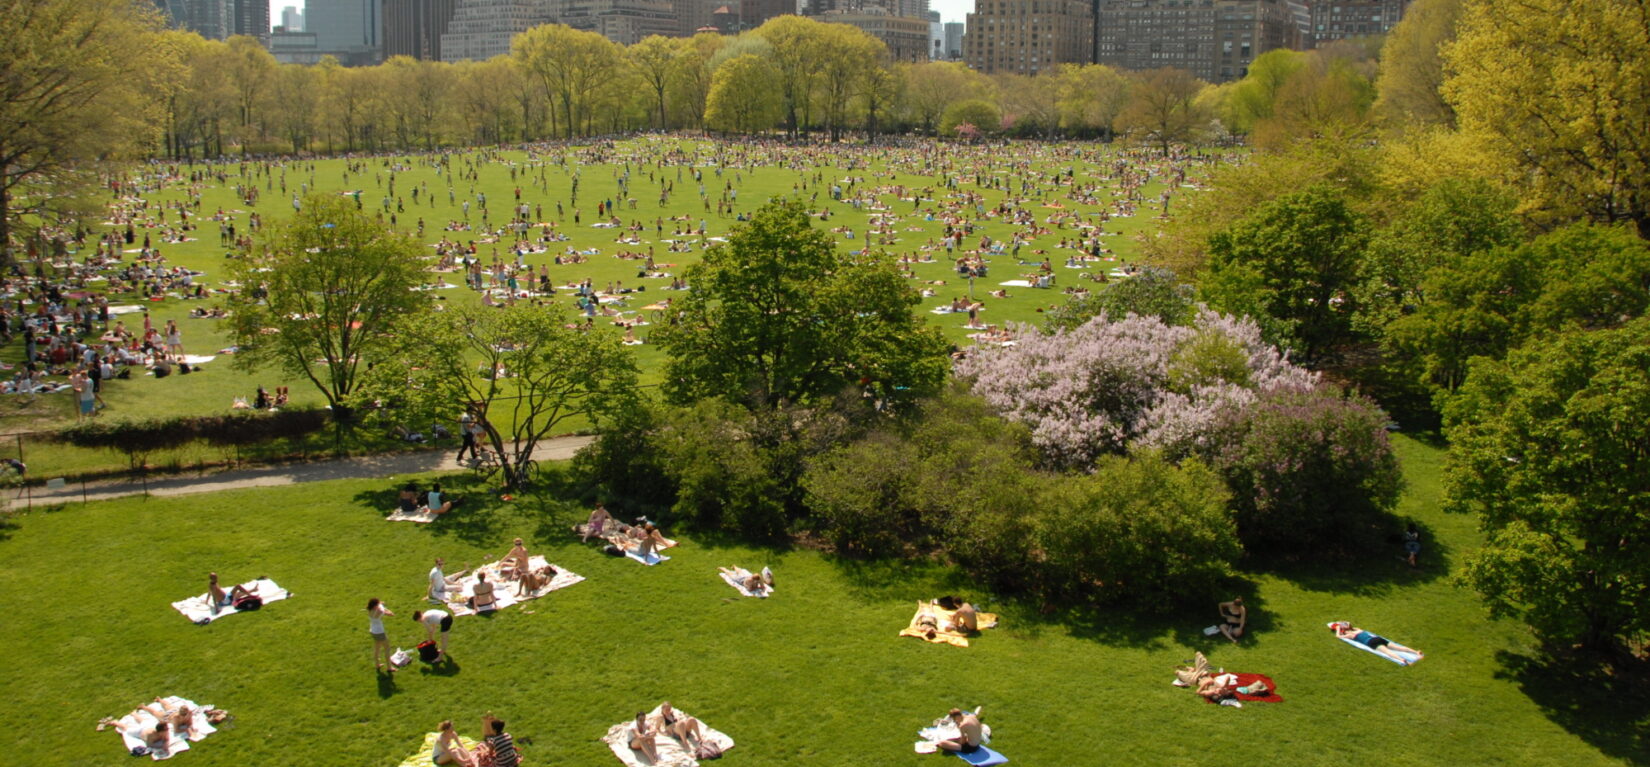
[802, 431, 921, 557]
[1208, 388, 1404, 556]
[1034, 454, 1238, 602]
[651, 400, 790, 541]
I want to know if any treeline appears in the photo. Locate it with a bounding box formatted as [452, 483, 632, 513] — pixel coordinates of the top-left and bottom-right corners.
[154, 18, 1380, 157]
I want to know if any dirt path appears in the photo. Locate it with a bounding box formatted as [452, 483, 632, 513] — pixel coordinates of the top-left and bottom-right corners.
[12, 435, 595, 507]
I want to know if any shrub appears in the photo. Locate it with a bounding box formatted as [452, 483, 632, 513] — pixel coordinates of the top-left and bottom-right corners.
[651, 399, 790, 540]
[1208, 387, 1404, 556]
[802, 431, 921, 557]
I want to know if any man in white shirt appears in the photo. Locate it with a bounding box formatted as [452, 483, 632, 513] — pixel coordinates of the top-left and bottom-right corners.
[426, 557, 469, 604]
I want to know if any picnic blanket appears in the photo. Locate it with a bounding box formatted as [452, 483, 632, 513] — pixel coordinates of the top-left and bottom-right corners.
[112, 697, 218, 760]
[445, 555, 583, 617]
[718, 568, 773, 598]
[171, 578, 289, 624]
[627, 548, 670, 566]
[387, 508, 441, 523]
[899, 601, 999, 648]
[397, 731, 481, 767]
[1198, 673, 1284, 704]
[1328, 622, 1422, 665]
[600, 705, 734, 767]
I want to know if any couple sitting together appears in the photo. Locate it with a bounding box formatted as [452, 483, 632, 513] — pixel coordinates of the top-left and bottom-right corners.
[400, 481, 457, 515]
[915, 596, 980, 639]
[576, 503, 676, 558]
[1173, 652, 1272, 707]
[628, 702, 718, 762]
[432, 714, 517, 767]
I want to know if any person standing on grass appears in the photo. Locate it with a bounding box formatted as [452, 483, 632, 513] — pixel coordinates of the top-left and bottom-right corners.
[456, 413, 479, 462]
[414, 608, 453, 660]
[368, 598, 395, 673]
[1403, 523, 1422, 568]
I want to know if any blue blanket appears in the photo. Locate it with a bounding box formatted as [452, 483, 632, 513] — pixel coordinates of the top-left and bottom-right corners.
[951, 746, 1008, 766]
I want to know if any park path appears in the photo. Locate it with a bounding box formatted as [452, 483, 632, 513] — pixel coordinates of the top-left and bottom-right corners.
[14, 435, 595, 507]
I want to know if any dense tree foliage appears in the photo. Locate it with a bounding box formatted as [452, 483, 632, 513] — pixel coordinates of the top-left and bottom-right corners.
[1445, 318, 1650, 655]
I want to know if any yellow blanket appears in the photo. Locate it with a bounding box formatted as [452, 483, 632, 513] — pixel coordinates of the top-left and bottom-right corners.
[398, 732, 482, 767]
[898, 600, 1000, 648]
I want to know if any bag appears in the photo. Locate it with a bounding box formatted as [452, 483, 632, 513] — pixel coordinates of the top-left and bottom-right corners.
[390, 649, 412, 668]
[695, 741, 724, 760]
[418, 640, 440, 663]
[233, 595, 263, 611]
[603, 544, 624, 557]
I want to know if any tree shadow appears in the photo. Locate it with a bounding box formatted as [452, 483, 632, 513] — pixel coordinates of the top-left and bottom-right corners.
[1494, 650, 1649, 763]
[826, 555, 973, 606]
[1253, 518, 1452, 596]
[1004, 577, 1278, 652]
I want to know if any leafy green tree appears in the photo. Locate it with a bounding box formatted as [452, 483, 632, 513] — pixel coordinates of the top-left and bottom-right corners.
[0, 0, 171, 266]
[227, 195, 427, 419]
[1044, 266, 1194, 331]
[654, 199, 950, 409]
[1224, 49, 1307, 134]
[1445, 318, 1650, 655]
[363, 304, 638, 488]
[1113, 67, 1208, 156]
[939, 99, 1000, 137]
[1202, 185, 1370, 360]
[705, 54, 783, 134]
[1373, 0, 1462, 130]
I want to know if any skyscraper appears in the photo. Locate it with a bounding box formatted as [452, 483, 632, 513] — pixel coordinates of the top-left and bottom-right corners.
[281, 5, 305, 29]
[307, 0, 384, 63]
[963, 0, 1092, 75]
[383, 0, 460, 59]
[231, 0, 271, 44]
[156, 0, 232, 39]
[1093, 0, 1298, 82]
[440, 0, 552, 62]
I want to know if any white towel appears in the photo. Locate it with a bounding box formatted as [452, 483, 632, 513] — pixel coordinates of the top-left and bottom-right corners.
[1327, 622, 1422, 665]
[387, 508, 440, 523]
[171, 578, 289, 624]
[114, 697, 218, 760]
[600, 705, 734, 767]
[627, 548, 669, 566]
[718, 569, 772, 598]
[445, 556, 584, 617]
[998, 280, 1032, 287]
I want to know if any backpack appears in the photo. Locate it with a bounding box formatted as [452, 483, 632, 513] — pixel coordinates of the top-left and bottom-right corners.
[418, 640, 440, 663]
[602, 544, 624, 557]
[233, 595, 263, 611]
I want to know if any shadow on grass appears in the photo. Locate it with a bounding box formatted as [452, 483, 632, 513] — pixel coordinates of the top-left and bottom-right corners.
[1495, 650, 1649, 764]
[376, 671, 398, 699]
[1002, 577, 1279, 652]
[1255, 520, 1453, 597]
[826, 555, 972, 606]
[419, 656, 463, 677]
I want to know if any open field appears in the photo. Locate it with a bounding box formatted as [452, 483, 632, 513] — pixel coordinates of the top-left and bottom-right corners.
[0, 436, 1640, 766]
[5, 138, 1207, 477]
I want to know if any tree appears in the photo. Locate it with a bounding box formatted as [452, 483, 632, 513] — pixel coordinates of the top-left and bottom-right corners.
[513, 24, 623, 139]
[0, 0, 170, 266]
[704, 54, 783, 134]
[1224, 49, 1307, 135]
[940, 99, 1000, 138]
[224, 35, 276, 152]
[996, 73, 1061, 139]
[654, 199, 950, 409]
[226, 195, 427, 419]
[813, 25, 882, 142]
[755, 15, 827, 134]
[1044, 266, 1195, 332]
[1445, 317, 1650, 655]
[1373, 0, 1462, 130]
[1253, 54, 1375, 150]
[903, 61, 989, 135]
[270, 64, 320, 152]
[364, 305, 638, 488]
[859, 62, 902, 141]
[1056, 63, 1130, 139]
[1202, 184, 1370, 360]
[1113, 67, 1208, 156]
[628, 35, 680, 130]
[1444, 0, 1650, 238]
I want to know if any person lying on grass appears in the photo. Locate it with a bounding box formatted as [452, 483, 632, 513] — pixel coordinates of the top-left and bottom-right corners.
[105, 718, 170, 754]
[1332, 622, 1425, 665]
[936, 708, 983, 754]
[516, 563, 559, 597]
[207, 572, 259, 614]
[719, 566, 774, 595]
[99, 698, 198, 741]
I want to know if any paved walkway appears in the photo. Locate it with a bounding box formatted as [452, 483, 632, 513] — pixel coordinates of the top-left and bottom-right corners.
[15, 435, 595, 506]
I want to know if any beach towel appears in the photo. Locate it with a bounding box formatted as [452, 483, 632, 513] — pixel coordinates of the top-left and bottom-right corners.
[397, 731, 481, 767]
[171, 578, 289, 624]
[600, 705, 735, 767]
[952, 746, 1009, 766]
[1198, 673, 1284, 704]
[627, 548, 670, 566]
[387, 508, 440, 523]
[1328, 622, 1422, 665]
[899, 601, 999, 647]
[112, 697, 218, 760]
[998, 280, 1032, 287]
[719, 568, 773, 598]
[445, 556, 583, 617]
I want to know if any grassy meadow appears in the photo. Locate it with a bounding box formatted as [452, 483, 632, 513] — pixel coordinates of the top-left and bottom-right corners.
[0, 436, 1641, 766]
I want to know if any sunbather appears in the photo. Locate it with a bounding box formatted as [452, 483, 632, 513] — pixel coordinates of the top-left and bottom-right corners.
[501, 538, 531, 580]
[579, 503, 612, 542]
[428, 557, 471, 603]
[1218, 597, 1247, 644]
[1332, 622, 1425, 664]
[475, 714, 518, 767]
[467, 572, 497, 611]
[628, 711, 660, 762]
[949, 602, 979, 633]
[207, 572, 258, 614]
[434, 719, 477, 767]
[935, 708, 983, 754]
[399, 482, 422, 513]
[106, 718, 171, 753]
[658, 702, 704, 747]
[426, 483, 456, 514]
[719, 566, 773, 595]
[516, 563, 558, 597]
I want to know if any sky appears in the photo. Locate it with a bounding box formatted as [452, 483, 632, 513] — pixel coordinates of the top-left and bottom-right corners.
[268, 0, 976, 29]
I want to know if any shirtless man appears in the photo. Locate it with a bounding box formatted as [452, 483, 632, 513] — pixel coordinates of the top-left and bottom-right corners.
[936, 708, 983, 754]
[207, 572, 258, 615]
[949, 602, 979, 633]
[579, 503, 612, 542]
[108, 719, 171, 754]
[501, 538, 531, 581]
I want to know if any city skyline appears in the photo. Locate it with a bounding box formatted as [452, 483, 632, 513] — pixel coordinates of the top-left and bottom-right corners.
[267, 0, 977, 29]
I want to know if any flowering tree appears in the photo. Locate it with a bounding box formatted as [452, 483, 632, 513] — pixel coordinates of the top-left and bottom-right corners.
[956, 310, 1316, 469]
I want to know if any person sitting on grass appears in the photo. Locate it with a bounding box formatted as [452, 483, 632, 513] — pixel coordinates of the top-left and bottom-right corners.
[948, 602, 979, 633]
[207, 572, 259, 614]
[658, 702, 705, 749]
[516, 563, 559, 597]
[426, 482, 456, 515]
[935, 708, 983, 754]
[466, 572, 497, 612]
[399, 482, 422, 513]
[1332, 622, 1425, 665]
[474, 714, 518, 767]
[433, 719, 477, 767]
[1217, 597, 1247, 644]
[578, 503, 612, 542]
[628, 711, 661, 763]
[501, 538, 531, 581]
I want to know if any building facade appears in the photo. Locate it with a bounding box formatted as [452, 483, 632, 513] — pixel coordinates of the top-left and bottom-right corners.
[280, 5, 305, 29]
[821, 9, 932, 60]
[554, 0, 681, 45]
[741, 0, 797, 27]
[156, 0, 232, 40]
[308, 0, 384, 60]
[231, 0, 270, 44]
[1095, 0, 1299, 83]
[1306, 0, 1407, 47]
[440, 0, 550, 61]
[963, 0, 1093, 75]
[943, 20, 963, 59]
[383, 0, 460, 59]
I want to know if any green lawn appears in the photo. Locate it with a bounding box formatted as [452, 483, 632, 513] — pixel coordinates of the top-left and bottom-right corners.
[0, 435, 1639, 766]
[5, 138, 1199, 476]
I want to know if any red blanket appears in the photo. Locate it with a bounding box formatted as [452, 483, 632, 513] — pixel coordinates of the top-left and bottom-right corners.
[1202, 673, 1284, 704]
